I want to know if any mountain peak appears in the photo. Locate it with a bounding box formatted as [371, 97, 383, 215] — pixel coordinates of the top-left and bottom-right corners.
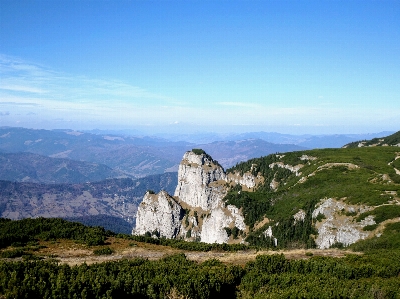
[175, 150, 227, 210]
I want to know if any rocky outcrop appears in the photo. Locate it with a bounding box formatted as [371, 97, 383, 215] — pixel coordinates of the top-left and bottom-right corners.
[134, 150, 248, 244]
[133, 191, 183, 238]
[293, 209, 306, 224]
[174, 151, 227, 210]
[263, 226, 278, 247]
[312, 198, 374, 249]
[269, 162, 303, 176]
[227, 171, 260, 189]
[200, 208, 232, 244]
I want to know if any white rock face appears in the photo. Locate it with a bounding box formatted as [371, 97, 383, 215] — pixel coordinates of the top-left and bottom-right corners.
[174, 151, 227, 210]
[200, 208, 231, 244]
[134, 150, 249, 244]
[263, 226, 278, 246]
[313, 198, 374, 249]
[227, 171, 257, 189]
[269, 162, 303, 176]
[133, 191, 183, 238]
[227, 205, 246, 231]
[300, 155, 317, 161]
[293, 209, 306, 224]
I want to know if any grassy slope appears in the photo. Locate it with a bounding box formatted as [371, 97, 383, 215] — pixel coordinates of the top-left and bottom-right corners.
[344, 130, 400, 148]
[226, 146, 400, 248]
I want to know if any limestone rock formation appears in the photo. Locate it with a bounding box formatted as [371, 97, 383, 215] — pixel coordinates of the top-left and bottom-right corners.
[133, 150, 248, 244]
[174, 150, 227, 210]
[312, 198, 374, 249]
[133, 191, 183, 238]
[200, 208, 232, 243]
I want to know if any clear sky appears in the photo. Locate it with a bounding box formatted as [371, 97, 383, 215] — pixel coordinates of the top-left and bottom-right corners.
[1, 0, 399, 135]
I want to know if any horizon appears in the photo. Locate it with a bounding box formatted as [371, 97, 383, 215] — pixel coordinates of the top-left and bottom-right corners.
[1, 1, 399, 135]
[0, 124, 395, 141]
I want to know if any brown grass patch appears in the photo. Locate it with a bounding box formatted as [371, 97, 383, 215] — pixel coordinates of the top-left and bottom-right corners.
[1, 236, 360, 266]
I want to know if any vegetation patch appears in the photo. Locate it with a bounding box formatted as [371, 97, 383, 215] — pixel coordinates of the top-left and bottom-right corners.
[351, 222, 400, 252]
[93, 246, 113, 255]
[363, 224, 378, 231]
[0, 248, 25, 258]
[225, 190, 272, 228]
[356, 205, 400, 224]
[192, 148, 206, 155]
[1, 252, 399, 298]
[0, 217, 112, 249]
[118, 234, 250, 252]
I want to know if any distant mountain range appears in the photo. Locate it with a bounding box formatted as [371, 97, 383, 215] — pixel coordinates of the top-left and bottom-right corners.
[0, 127, 188, 178]
[149, 130, 395, 147]
[0, 172, 178, 233]
[0, 152, 127, 184]
[1, 126, 393, 179]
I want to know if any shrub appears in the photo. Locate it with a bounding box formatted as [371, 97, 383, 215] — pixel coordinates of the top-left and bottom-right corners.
[1, 248, 25, 258]
[192, 149, 206, 155]
[363, 224, 378, 231]
[93, 247, 113, 255]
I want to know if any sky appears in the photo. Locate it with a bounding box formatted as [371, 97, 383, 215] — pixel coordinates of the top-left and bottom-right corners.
[0, 0, 399, 135]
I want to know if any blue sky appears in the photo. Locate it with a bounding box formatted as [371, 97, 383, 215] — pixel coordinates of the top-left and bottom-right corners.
[1, 0, 399, 135]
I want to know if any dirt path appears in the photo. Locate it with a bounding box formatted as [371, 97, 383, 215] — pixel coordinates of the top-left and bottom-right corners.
[2, 237, 358, 266]
[47, 245, 357, 266]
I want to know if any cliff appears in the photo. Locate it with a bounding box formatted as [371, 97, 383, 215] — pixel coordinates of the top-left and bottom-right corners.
[133, 191, 183, 238]
[174, 150, 227, 210]
[133, 150, 251, 244]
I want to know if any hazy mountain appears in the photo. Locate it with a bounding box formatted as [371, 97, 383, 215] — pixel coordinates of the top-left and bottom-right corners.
[0, 127, 189, 177]
[0, 152, 128, 184]
[0, 172, 178, 227]
[154, 131, 394, 148]
[199, 139, 307, 168]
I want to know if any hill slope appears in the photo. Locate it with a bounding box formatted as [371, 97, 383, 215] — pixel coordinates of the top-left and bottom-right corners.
[0, 172, 178, 229]
[344, 130, 400, 148]
[226, 145, 400, 249]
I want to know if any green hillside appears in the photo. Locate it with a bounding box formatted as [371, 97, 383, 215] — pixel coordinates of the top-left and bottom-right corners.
[226, 146, 400, 249]
[344, 130, 400, 148]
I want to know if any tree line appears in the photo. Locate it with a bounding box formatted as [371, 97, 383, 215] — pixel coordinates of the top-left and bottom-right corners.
[0, 252, 399, 298]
